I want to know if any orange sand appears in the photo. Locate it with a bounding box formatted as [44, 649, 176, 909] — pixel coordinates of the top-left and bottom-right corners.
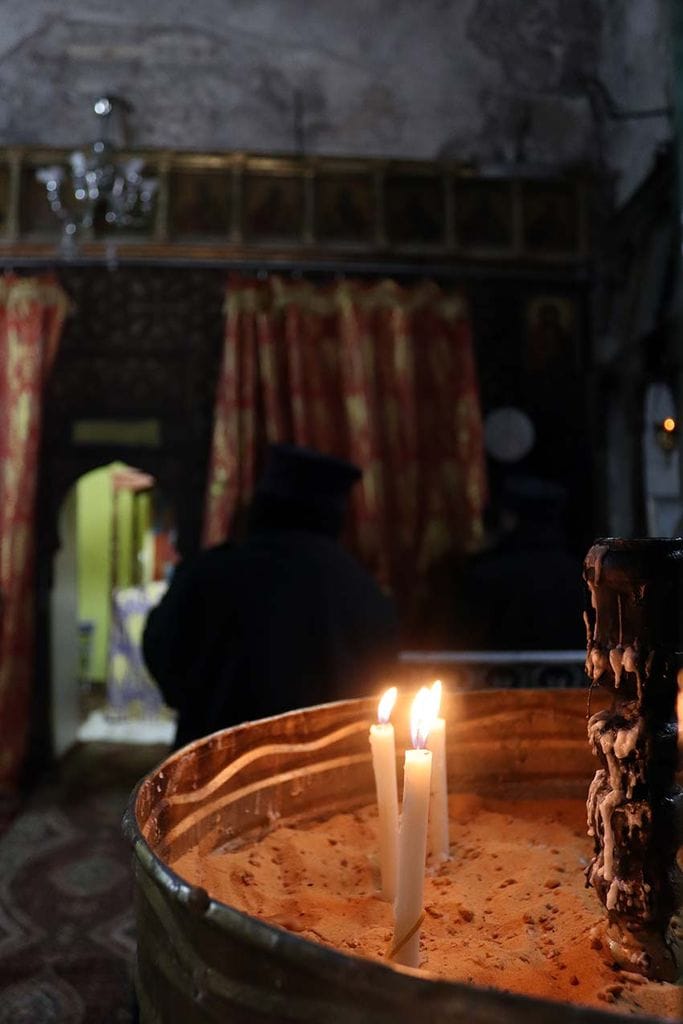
[171, 793, 681, 1020]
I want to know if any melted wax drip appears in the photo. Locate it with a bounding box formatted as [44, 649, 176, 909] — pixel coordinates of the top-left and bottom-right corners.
[583, 542, 681, 980]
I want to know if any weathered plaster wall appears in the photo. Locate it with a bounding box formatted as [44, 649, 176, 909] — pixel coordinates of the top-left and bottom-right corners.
[0, 0, 673, 201]
[599, 0, 673, 203]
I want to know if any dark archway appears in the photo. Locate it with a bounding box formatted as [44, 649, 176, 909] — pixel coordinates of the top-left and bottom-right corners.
[26, 265, 225, 782]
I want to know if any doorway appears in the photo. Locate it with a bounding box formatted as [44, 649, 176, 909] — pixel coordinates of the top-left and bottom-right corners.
[50, 461, 178, 755]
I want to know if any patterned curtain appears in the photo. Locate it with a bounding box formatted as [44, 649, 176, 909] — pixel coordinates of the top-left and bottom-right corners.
[203, 274, 486, 623]
[0, 275, 69, 787]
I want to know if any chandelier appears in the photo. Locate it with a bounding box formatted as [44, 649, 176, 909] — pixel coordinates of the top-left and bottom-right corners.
[36, 96, 158, 245]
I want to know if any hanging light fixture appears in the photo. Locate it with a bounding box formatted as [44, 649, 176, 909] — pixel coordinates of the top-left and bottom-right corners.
[36, 96, 158, 245]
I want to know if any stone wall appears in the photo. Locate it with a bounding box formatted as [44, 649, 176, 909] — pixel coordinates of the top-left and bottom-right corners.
[0, 0, 673, 202]
[598, 0, 673, 203]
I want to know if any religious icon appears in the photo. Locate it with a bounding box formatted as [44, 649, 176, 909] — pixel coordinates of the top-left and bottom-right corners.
[524, 295, 577, 375]
[315, 174, 374, 244]
[244, 173, 304, 242]
[522, 181, 579, 254]
[385, 174, 443, 246]
[21, 164, 63, 236]
[454, 179, 513, 250]
[0, 163, 8, 236]
[169, 170, 231, 238]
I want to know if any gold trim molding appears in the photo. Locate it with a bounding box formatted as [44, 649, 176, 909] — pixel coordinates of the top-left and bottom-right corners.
[0, 147, 592, 266]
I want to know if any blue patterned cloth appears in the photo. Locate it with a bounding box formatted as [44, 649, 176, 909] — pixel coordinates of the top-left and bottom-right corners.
[106, 581, 169, 717]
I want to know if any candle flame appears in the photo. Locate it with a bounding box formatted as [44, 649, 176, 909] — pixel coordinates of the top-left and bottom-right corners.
[411, 686, 436, 749]
[430, 679, 443, 718]
[377, 686, 398, 725]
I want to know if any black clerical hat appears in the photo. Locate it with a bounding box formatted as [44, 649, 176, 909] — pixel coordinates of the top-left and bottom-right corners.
[256, 444, 361, 512]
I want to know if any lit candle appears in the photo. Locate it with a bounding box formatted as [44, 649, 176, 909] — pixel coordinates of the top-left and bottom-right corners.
[390, 687, 434, 968]
[677, 668, 683, 763]
[427, 680, 449, 861]
[369, 686, 399, 901]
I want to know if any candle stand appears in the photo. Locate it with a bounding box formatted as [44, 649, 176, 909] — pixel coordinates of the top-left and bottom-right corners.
[583, 539, 683, 979]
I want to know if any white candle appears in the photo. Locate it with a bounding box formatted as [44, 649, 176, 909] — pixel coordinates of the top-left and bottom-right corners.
[427, 680, 449, 861]
[677, 668, 683, 764]
[391, 687, 434, 968]
[369, 687, 399, 901]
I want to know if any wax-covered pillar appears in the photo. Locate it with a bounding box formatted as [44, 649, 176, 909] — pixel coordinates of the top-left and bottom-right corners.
[583, 539, 683, 979]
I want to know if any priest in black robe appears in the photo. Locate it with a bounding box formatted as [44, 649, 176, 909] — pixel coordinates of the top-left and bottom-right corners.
[143, 444, 398, 749]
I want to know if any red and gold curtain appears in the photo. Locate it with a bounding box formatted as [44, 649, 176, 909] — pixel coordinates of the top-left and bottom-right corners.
[0, 275, 68, 787]
[204, 274, 486, 622]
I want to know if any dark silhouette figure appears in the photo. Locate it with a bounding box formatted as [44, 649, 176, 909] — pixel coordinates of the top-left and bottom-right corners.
[457, 476, 585, 651]
[143, 444, 398, 748]
[410, 475, 585, 652]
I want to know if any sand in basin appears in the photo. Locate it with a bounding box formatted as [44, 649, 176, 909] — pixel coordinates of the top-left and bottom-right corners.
[171, 793, 682, 1020]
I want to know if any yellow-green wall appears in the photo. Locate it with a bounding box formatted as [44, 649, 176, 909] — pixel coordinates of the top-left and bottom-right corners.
[115, 487, 135, 589]
[77, 461, 146, 681]
[77, 465, 115, 681]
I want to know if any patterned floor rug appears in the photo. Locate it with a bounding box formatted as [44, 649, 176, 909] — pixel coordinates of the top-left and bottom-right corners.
[0, 742, 168, 1023]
